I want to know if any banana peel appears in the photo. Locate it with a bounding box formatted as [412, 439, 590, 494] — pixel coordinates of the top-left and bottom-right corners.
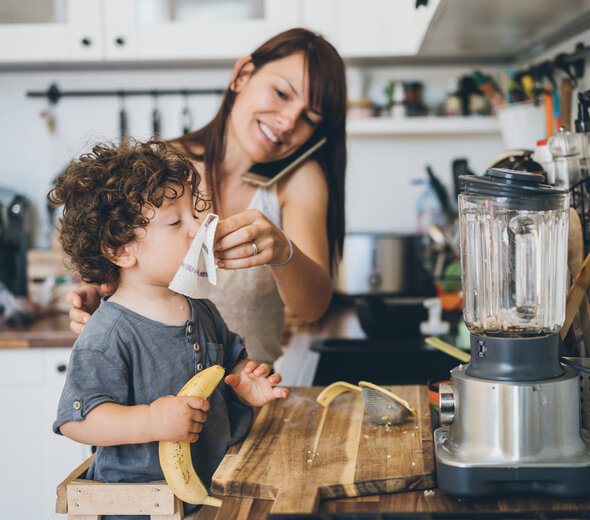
[158, 365, 225, 507]
[316, 381, 361, 407]
[317, 380, 415, 425]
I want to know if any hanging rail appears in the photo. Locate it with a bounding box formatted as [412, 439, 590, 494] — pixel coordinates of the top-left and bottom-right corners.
[26, 82, 225, 105]
[514, 42, 589, 90]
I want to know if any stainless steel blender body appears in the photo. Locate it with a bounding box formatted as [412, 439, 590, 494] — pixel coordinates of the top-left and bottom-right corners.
[439, 366, 586, 462]
[435, 365, 590, 497]
[434, 168, 590, 497]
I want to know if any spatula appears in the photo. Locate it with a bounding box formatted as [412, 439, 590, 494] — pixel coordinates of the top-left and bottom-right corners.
[565, 207, 590, 352]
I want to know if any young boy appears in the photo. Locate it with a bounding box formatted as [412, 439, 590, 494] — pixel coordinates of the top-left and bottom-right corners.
[49, 139, 288, 519]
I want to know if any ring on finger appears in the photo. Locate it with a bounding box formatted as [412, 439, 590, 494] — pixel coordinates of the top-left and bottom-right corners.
[250, 240, 259, 256]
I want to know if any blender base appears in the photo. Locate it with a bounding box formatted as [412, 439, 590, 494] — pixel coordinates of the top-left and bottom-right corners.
[434, 427, 590, 498]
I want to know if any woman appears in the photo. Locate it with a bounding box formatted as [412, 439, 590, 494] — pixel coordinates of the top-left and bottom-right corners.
[66, 28, 347, 366]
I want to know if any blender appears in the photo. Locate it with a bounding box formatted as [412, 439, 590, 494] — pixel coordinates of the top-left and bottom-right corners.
[434, 168, 590, 496]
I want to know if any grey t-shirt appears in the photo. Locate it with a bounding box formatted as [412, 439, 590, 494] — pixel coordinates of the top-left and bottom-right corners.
[53, 296, 253, 519]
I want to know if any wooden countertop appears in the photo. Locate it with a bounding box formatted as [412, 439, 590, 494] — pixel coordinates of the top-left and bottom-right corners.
[205, 491, 590, 518]
[207, 382, 590, 519]
[0, 313, 76, 348]
[224, 304, 590, 518]
[0, 297, 358, 351]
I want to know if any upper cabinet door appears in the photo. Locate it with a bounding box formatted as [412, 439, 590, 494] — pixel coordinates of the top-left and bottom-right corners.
[0, 0, 102, 62]
[102, 0, 299, 61]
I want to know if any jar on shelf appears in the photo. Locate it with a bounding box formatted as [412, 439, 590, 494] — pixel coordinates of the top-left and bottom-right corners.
[548, 126, 582, 188]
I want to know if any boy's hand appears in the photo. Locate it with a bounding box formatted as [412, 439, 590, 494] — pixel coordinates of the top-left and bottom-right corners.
[148, 395, 210, 443]
[224, 361, 289, 407]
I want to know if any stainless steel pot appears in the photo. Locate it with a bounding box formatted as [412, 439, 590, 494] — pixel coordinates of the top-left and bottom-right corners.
[334, 233, 431, 296]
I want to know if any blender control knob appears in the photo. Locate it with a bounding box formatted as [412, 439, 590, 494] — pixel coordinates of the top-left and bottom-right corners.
[438, 383, 455, 425]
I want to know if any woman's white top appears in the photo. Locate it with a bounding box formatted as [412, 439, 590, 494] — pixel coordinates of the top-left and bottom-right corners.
[207, 184, 285, 364]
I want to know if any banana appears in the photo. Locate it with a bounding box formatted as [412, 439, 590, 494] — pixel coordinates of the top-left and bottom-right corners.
[158, 364, 225, 507]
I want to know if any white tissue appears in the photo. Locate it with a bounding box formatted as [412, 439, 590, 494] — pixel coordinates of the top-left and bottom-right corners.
[169, 213, 219, 298]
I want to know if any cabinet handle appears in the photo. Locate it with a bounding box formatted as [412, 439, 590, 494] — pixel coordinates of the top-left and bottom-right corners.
[115, 37, 126, 46]
[81, 37, 92, 47]
[56, 364, 67, 373]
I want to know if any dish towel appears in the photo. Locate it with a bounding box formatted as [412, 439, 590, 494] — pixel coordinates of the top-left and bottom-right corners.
[169, 213, 219, 298]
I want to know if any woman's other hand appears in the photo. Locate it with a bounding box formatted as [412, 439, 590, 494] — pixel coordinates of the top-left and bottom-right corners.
[214, 209, 291, 268]
[66, 283, 112, 333]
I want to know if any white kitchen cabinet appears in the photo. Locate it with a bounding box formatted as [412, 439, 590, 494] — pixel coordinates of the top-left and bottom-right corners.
[301, 0, 440, 58]
[0, 0, 103, 63]
[102, 0, 299, 61]
[0, 348, 91, 520]
[0, 0, 298, 63]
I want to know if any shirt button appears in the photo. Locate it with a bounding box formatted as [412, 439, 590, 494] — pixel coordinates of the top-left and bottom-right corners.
[193, 343, 200, 352]
[197, 363, 204, 371]
[187, 323, 193, 334]
[73, 401, 81, 410]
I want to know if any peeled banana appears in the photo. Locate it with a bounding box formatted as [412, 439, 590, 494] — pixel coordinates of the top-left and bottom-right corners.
[158, 364, 225, 507]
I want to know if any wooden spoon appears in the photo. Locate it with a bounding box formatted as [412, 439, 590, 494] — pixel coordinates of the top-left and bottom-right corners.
[562, 207, 590, 347]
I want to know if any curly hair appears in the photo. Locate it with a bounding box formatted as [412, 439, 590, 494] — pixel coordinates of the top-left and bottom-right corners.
[48, 138, 207, 286]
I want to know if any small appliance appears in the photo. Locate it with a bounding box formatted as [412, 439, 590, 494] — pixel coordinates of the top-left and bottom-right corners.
[434, 168, 590, 497]
[333, 233, 435, 339]
[334, 233, 432, 297]
[0, 188, 30, 296]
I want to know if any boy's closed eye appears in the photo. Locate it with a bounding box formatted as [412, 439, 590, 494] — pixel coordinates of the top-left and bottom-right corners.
[168, 214, 199, 226]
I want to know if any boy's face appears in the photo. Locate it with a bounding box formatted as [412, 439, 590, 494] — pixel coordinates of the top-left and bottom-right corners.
[129, 184, 200, 287]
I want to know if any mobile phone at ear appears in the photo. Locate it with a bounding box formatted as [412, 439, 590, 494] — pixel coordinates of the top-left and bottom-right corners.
[241, 136, 327, 187]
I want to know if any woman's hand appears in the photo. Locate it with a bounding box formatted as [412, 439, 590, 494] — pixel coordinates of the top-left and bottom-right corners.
[225, 360, 289, 407]
[65, 283, 113, 334]
[214, 209, 291, 269]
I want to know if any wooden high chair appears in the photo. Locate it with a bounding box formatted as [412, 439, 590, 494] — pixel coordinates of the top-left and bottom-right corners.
[56, 454, 216, 519]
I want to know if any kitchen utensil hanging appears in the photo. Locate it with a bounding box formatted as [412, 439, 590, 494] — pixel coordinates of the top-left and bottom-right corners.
[118, 92, 128, 143]
[181, 92, 193, 135]
[317, 380, 416, 425]
[151, 92, 161, 137]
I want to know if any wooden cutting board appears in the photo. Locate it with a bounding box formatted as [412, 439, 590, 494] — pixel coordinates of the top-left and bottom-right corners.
[211, 385, 435, 514]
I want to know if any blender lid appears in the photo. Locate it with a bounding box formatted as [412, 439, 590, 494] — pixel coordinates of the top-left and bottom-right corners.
[460, 167, 568, 210]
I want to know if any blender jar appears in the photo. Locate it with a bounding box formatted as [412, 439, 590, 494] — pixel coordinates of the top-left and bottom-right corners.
[459, 168, 569, 337]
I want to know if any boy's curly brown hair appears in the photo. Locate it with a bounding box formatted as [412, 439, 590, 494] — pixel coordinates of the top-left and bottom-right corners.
[48, 138, 207, 286]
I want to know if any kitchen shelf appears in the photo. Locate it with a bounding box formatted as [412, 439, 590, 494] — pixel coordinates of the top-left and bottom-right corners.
[346, 116, 500, 136]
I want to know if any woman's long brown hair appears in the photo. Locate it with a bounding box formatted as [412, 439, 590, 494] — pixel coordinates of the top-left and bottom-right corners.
[172, 28, 347, 272]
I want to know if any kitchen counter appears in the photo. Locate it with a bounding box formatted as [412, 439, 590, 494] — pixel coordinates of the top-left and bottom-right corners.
[0, 312, 76, 348]
[211, 305, 590, 518]
[279, 302, 370, 386]
[202, 491, 590, 518]
[0, 302, 357, 352]
[4, 304, 589, 517]
[205, 385, 590, 520]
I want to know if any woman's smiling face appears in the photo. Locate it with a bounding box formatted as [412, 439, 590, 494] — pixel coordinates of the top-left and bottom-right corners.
[228, 52, 324, 165]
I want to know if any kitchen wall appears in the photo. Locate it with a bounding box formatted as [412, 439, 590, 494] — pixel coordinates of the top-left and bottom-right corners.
[2, 26, 588, 247]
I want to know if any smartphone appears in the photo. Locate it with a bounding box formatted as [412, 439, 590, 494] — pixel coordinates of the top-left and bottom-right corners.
[241, 135, 327, 188]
